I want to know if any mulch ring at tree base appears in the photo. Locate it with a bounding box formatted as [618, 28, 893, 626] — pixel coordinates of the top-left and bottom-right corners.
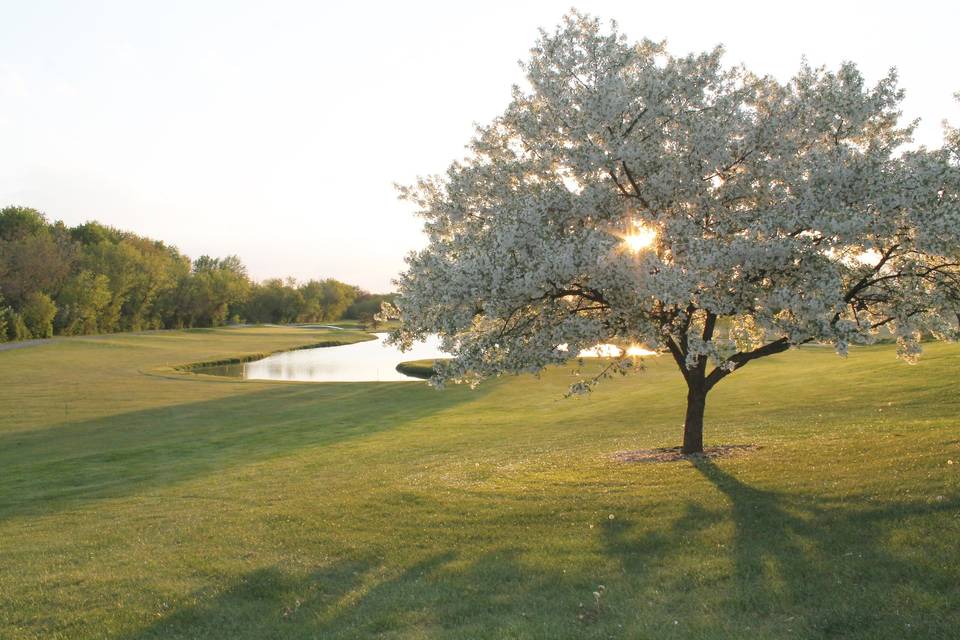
[611, 444, 760, 464]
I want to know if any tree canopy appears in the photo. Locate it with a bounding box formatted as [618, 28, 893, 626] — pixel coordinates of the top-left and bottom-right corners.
[0, 206, 383, 342]
[389, 12, 960, 453]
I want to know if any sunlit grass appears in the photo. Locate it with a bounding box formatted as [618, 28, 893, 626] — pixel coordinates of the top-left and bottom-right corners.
[0, 327, 958, 639]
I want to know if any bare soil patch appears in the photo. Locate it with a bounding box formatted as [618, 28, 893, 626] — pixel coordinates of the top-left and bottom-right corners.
[612, 444, 759, 463]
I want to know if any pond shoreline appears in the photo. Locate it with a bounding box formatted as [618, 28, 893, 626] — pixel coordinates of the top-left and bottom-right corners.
[190, 332, 447, 383]
[175, 336, 378, 373]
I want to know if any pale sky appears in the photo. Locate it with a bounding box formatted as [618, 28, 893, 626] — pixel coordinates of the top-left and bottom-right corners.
[1, 0, 958, 291]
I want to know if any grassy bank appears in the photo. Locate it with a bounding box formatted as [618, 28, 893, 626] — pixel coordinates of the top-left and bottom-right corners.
[395, 358, 438, 380]
[1, 327, 958, 639]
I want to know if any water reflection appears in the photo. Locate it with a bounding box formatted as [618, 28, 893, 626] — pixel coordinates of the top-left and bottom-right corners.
[199, 333, 445, 382]
[196, 333, 657, 382]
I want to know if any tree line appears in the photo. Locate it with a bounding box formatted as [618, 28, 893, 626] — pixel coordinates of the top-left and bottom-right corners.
[0, 206, 394, 342]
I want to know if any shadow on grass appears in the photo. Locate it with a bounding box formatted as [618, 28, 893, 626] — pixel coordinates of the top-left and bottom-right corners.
[608, 458, 959, 638]
[66, 456, 957, 640]
[122, 469, 960, 640]
[121, 550, 557, 640]
[0, 381, 492, 522]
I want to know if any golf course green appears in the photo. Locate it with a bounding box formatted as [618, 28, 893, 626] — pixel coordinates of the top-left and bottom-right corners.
[1, 326, 958, 639]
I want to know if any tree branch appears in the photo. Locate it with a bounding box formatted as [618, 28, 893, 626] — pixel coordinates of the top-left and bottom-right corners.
[620, 161, 652, 210]
[704, 337, 796, 390]
[702, 311, 717, 343]
[842, 243, 900, 303]
[665, 336, 690, 384]
[607, 170, 632, 199]
[678, 304, 697, 353]
[622, 107, 648, 138]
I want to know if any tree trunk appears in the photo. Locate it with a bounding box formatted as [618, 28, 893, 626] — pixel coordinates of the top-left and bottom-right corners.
[682, 385, 706, 454]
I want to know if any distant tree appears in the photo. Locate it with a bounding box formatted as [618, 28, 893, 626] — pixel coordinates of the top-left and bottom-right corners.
[345, 292, 397, 327]
[0, 206, 49, 241]
[343, 292, 393, 318]
[186, 255, 251, 326]
[56, 271, 113, 335]
[389, 12, 960, 454]
[57, 222, 187, 332]
[0, 294, 9, 343]
[117, 238, 187, 331]
[78, 240, 143, 332]
[6, 312, 30, 341]
[299, 279, 359, 322]
[0, 203, 371, 339]
[297, 281, 325, 322]
[20, 292, 57, 339]
[147, 251, 193, 329]
[69, 220, 124, 246]
[245, 278, 304, 324]
[0, 220, 74, 307]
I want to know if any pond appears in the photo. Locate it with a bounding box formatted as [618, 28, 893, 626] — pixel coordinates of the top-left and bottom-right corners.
[197, 333, 446, 382]
[195, 333, 657, 383]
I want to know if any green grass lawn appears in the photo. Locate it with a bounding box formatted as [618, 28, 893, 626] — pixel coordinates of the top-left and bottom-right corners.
[1, 327, 958, 639]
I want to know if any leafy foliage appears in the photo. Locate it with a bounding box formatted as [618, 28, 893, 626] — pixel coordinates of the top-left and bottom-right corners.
[390, 12, 960, 450]
[0, 294, 9, 343]
[20, 292, 57, 339]
[344, 292, 397, 327]
[0, 206, 381, 340]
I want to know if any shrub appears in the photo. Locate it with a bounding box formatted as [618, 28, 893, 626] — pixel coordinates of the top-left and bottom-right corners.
[21, 292, 57, 339]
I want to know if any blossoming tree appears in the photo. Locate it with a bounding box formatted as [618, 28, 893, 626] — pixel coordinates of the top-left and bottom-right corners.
[388, 12, 960, 454]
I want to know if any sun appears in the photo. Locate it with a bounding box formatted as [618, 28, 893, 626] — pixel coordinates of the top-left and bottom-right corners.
[621, 224, 657, 252]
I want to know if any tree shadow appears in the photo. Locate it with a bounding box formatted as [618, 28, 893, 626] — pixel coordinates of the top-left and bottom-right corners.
[121, 549, 569, 640]
[686, 459, 957, 637]
[592, 460, 960, 637]
[601, 501, 724, 580]
[53, 458, 957, 640]
[0, 381, 492, 523]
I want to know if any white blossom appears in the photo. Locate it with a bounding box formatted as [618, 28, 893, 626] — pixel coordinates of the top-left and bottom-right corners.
[389, 12, 960, 423]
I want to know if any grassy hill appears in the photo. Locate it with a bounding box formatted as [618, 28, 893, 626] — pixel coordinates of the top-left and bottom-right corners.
[1, 327, 958, 639]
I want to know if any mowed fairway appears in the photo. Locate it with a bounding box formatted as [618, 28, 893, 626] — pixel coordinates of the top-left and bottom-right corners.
[1, 327, 958, 639]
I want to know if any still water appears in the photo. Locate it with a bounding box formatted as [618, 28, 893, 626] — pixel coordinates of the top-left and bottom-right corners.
[196, 333, 657, 383]
[198, 333, 445, 382]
